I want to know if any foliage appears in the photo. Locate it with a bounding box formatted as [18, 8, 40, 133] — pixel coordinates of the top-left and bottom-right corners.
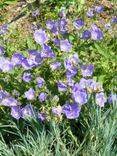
[0, 99, 117, 156]
[0, 0, 17, 9]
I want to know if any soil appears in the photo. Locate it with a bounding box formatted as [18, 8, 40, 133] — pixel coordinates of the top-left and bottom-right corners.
[0, 0, 117, 38]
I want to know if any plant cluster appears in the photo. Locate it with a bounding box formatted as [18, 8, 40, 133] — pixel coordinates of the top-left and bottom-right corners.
[0, 4, 117, 122]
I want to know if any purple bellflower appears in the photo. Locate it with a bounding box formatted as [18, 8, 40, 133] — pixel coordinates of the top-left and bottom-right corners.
[11, 53, 23, 66]
[32, 10, 39, 17]
[60, 39, 72, 52]
[46, 20, 54, 30]
[81, 64, 94, 77]
[22, 104, 34, 118]
[23, 72, 32, 82]
[62, 103, 81, 119]
[112, 16, 117, 24]
[95, 5, 104, 13]
[50, 61, 61, 71]
[96, 92, 106, 107]
[86, 10, 94, 18]
[72, 90, 87, 105]
[91, 24, 103, 40]
[38, 92, 48, 103]
[73, 18, 84, 30]
[25, 88, 36, 101]
[38, 112, 47, 122]
[34, 28, 48, 45]
[58, 81, 67, 92]
[41, 44, 56, 58]
[11, 106, 22, 120]
[36, 77, 45, 88]
[82, 30, 91, 40]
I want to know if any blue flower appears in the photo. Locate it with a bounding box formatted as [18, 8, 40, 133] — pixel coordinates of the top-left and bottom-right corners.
[105, 23, 112, 30]
[25, 88, 36, 101]
[36, 77, 45, 88]
[73, 18, 84, 30]
[91, 25, 103, 40]
[58, 81, 67, 92]
[95, 5, 104, 13]
[60, 39, 72, 52]
[59, 10, 66, 17]
[22, 104, 35, 118]
[72, 90, 87, 105]
[31, 23, 37, 30]
[50, 61, 61, 71]
[38, 92, 48, 103]
[41, 44, 56, 58]
[0, 57, 14, 73]
[64, 54, 79, 78]
[112, 16, 117, 24]
[1, 96, 18, 107]
[53, 38, 60, 45]
[81, 64, 94, 77]
[11, 106, 22, 120]
[34, 28, 48, 45]
[22, 58, 35, 70]
[82, 30, 91, 40]
[32, 10, 39, 17]
[96, 93, 106, 107]
[67, 78, 75, 87]
[11, 53, 23, 66]
[38, 112, 47, 122]
[23, 72, 32, 82]
[46, 20, 54, 30]
[62, 103, 81, 119]
[27, 49, 43, 65]
[86, 10, 94, 18]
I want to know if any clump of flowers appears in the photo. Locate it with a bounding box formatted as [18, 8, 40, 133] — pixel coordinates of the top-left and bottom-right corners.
[1, 8, 114, 122]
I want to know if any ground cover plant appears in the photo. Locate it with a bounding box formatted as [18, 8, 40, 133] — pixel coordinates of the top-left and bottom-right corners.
[0, 0, 117, 155]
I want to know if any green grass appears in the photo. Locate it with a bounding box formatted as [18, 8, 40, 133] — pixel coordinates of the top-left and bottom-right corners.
[0, 100, 117, 156]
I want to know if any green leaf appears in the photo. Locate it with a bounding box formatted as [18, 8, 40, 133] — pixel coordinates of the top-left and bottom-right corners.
[94, 43, 110, 59]
[69, 35, 75, 42]
[4, 0, 17, 5]
[27, 37, 36, 49]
